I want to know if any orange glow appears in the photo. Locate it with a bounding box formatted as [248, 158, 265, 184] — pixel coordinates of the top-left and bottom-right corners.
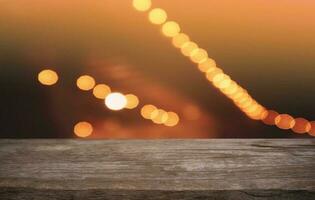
[198, 59, 217, 73]
[74, 121, 93, 138]
[148, 8, 167, 24]
[161, 21, 180, 37]
[190, 48, 208, 64]
[93, 84, 111, 99]
[76, 75, 95, 91]
[262, 110, 279, 125]
[125, 94, 139, 109]
[141, 104, 157, 119]
[275, 114, 296, 130]
[38, 69, 58, 86]
[308, 121, 315, 136]
[172, 33, 190, 48]
[132, 0, 151, 12]
[292, 118, 311, 134]
[151, 109, 169, 124]
[180, 42, 198, 57]
[105, 92, 127, 111]
[164, 112, 179, 127]
[183, 105, 201, 120]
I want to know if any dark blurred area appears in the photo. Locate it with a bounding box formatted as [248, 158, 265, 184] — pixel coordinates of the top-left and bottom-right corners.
[0, 0, 314, 138]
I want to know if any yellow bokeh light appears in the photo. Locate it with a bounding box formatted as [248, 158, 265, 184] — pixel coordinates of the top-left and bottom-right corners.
[141, 104, 157, 119]
[105, 92, 127, 111]
[93, 84, 111, 99]
[132, 0, 151, 11]
[198, 59, 217, 73]
[180, 41, 198, 57]
[38, 69, 58, 86]
[74, 121, 93, 138]
[172, 33, 190, 48]
[148, 8, 167, 25]
[162, 21, 180, 37]
[275, 114, 296, 130]
[151, 109, 169, 124]
[76, 75, 96, 91]
[125, 94, 139, 109]
[206, 68, 223, 82]
[164, 112, 179, 127]
[190, 48, 208, 64]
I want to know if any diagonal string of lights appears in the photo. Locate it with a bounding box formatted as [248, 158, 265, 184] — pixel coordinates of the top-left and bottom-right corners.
[131, 0, 315, 136]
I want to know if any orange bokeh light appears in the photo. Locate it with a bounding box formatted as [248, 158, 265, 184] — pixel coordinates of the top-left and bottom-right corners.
[74, 121, 93, 138]
[262, 110, 279, 125]
[76, 75, 96, 91]
[275, 114, 295, 130]
[292, 118, 311, 134]
[38, 69, 58, 86]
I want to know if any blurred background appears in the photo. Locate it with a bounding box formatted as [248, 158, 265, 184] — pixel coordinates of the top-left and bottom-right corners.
[1, 0, 314, 138]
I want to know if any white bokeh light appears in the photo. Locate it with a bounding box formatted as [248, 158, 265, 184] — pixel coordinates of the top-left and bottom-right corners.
[105, 92, 127, 111]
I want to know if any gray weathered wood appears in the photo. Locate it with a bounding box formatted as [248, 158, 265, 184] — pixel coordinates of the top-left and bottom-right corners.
[0, 139, 314, 199]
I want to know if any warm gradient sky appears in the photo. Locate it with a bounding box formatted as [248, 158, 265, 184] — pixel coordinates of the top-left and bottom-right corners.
[1, 0, 315, 138]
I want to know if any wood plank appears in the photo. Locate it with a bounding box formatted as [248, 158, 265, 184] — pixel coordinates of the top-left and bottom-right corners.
[0, 139, 314, 199]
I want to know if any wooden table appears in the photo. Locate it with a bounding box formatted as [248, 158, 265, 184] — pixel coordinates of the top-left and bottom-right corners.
[0, 139, 314, 199]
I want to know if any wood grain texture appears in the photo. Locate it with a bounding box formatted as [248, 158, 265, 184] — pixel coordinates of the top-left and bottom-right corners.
[0, 139, 314, 199]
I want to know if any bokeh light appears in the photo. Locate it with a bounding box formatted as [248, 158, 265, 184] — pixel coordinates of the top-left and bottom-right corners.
[125, 94, 139, 109]
[74, 121, 93, 138]
[162, 21, 180, 37]
[292, 118, 311, 134]
[38, 69, 58, 86]
[190, 48, 208, 64]
[151, 109, 169, 124]
[105, 92, 127, 111]
[309, 121, 315, 136]
[262, 110, 279, 125]
[275, 114, 296, 130]
[172, 33, 190, 48]
[93, 84, 111, 99]
[132, 0, 151, 12]
[141, 104, 157, 119]
[76, 75, 96, 91]
[164, 112, 179, 127]
[198, 59, 217, 73]
[180, 42, 198, 57]
[148, 8, 167, 24]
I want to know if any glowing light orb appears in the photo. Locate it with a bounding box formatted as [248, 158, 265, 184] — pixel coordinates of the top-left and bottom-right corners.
[125, 94, 139, 109]
[74, 121, 93, 138]
[76, 75, 95, 91]
[292, 118, 311, 134]
[105, 92, 127, 111]
[308, 121, 315, 136]
[132, 0, 151, 11]
[262, 110, 279, 125]
[141, 104, 157, 119]
[275, 114, 295, 130]
[190, 48, 208, 64]
[172, 33, 190, 48]
[151, 109, 169, 124]
[180, 42, 198, 57]
[93, 84, 111, 99]
[164, 112, 179, 127]
[206, 68, 223, 82]
[148, 8, 167, 24]
[162, 21, 180, 37]
[198, 59, 217, 72]
[38, 69, 58, 86]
